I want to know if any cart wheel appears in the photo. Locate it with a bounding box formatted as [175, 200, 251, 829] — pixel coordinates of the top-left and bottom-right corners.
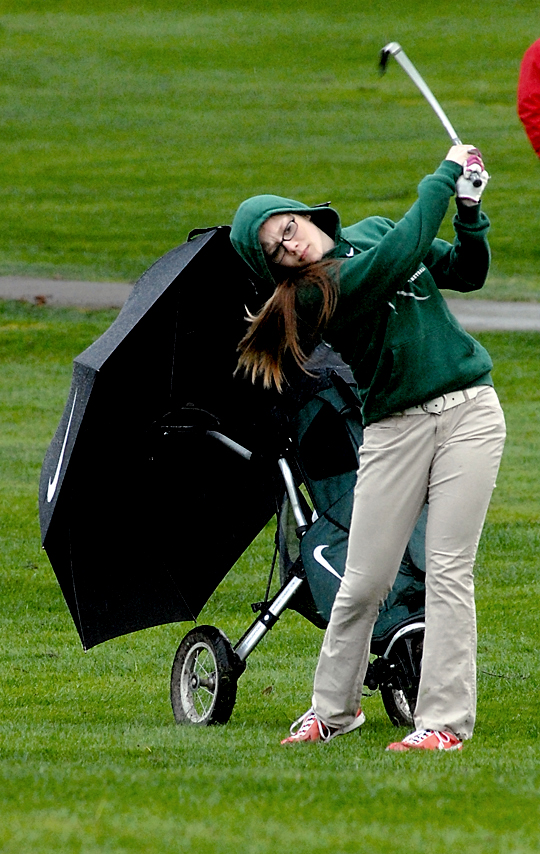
[380, 630, 423, 728]
[170, 625, 240, 726]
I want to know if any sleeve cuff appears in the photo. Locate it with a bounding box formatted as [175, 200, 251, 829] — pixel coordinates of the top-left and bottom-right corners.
[455, 199, 482, 223]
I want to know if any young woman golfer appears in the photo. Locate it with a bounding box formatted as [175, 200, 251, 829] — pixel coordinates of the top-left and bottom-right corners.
[230, 145, 506, 752]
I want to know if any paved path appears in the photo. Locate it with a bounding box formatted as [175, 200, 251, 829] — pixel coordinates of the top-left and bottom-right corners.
[1, 275, 540, 331]
[445, 299, 540, 332]
[0, 276, 132, 309]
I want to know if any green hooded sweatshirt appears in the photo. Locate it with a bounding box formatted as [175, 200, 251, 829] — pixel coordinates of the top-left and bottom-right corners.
[230, 160, 493, 425]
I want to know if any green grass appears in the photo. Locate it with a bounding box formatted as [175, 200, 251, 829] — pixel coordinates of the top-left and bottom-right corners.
[0, 0, 539, 298]
[0, 301, 539, 852]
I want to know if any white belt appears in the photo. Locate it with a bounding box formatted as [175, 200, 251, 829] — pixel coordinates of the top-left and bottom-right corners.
[398, 385, 486, 416]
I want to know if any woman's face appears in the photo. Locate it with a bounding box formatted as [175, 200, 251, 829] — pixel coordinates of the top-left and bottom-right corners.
[259, 213, 335, 270]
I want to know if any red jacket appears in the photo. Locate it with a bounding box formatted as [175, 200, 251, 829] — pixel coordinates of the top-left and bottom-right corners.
[518, 39, 540, 156]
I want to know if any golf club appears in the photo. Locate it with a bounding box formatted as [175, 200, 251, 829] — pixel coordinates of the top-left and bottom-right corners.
[379, 42, 482, 187]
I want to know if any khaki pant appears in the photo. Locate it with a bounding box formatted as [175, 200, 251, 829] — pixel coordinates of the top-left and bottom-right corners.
[312, 386, 506, 740]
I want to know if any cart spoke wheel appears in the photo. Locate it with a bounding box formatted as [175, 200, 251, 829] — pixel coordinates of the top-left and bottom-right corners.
[380, 630, 423, 727]
[385, 687, 414, 726]
[170, 626, 240, 726]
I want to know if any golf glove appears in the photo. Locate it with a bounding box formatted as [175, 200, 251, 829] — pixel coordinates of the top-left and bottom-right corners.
[456, 152, 490, 204]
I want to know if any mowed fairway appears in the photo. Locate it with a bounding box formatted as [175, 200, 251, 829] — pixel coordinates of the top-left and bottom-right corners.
[0, 0, 539, 296]
[1, 1, 540, 852]
[0, 308, 539, 853]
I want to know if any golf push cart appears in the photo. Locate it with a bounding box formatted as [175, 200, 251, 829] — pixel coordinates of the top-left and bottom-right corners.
[39, 225, 425, 730]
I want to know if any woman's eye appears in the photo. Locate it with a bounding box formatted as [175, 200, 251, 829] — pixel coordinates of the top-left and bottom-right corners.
[283, 222, 294, 238]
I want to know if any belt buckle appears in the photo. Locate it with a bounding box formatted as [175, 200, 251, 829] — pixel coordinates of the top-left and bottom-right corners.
[422, 395, 444, 414]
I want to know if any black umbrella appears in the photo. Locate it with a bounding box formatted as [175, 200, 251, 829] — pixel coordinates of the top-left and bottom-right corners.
[39, 227, 280, 650]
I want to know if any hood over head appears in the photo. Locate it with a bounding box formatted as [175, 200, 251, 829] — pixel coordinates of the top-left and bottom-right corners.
[230, 194, 341, 283]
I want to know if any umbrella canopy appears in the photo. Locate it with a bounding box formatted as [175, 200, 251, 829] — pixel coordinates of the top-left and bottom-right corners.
[39, 227, 280, 650]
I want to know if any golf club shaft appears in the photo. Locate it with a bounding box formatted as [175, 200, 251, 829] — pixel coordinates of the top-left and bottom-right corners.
[381, 42, 461, 145]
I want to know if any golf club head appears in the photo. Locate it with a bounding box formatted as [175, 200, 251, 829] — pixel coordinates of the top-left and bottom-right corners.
[379, 42, 401, 75]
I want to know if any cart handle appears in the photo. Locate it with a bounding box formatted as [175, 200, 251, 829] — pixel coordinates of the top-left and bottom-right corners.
[206, 430, 252, 461]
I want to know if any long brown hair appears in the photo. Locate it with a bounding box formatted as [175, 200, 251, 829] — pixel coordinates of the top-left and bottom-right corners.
[236, 260, 340, 392]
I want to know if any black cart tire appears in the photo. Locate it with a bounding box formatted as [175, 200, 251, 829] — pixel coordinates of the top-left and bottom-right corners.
[380, 629, 423, 728]
[170, 625, 239, 725]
